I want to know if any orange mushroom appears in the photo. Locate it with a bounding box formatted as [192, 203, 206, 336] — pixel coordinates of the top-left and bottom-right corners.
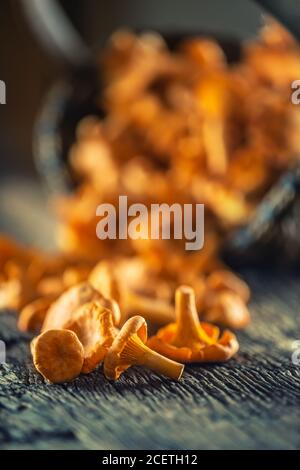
[203, 270, 251, 329]
[89, 260, 174, 325]
[89, 260, 121, 304]
[205, 269, 250, 303]
[65, 302, 116, 373]
[204, 290, 251, 330]
[31, 329, 84, 383]
[147, 285, 239, 363]
[42, 282, 102, 331]
[123, 290, 174, 325]
[0, 258, 37, 310]
[18, 296, 55, 333]
[104, 315, 184, 380]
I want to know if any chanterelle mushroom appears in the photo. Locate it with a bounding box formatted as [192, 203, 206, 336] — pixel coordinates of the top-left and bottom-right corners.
[104, 315, 184, 380]
[65, 301, 117, 373]
[89, 260, 174, 325]
[18, 296, 55, 333]
[31, 329, 84, 384]
[205, 269, 250, 303]
[204, 290, 251, 330]
[42, 281, 120, 331]
[147, 285, 239, 362]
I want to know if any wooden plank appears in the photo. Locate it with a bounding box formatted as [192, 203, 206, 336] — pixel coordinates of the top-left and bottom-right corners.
[0, 271, 300, 450]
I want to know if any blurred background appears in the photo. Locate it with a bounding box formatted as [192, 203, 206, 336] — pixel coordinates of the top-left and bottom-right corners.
[0, 0, 262, 176]
[0, 0, 265, 248]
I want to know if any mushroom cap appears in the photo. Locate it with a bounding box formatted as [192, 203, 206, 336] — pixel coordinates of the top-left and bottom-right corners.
[104, 315, 147, 380]
[147, 321, 239, 363]
[89, 261, 122, 303]
[204, 290, 251, 329]
[42, 282, 102, 331]
[65, 302, 116, 373]
[31, 329, 84, 383]
[206, 269, 250, 303]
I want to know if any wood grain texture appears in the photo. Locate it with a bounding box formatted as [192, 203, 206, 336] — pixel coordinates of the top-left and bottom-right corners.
[0, 271, 300, 450]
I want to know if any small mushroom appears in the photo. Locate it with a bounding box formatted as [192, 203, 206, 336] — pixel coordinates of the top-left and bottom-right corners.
[204, 290, 251, 329]
[104, 315, 184, 380]
[18, 296, 56, 333]
[147, 285, 239, 362]
[202, 269, 251, 329]
[205, 269, 250, 303]
[31, 329, 84, 383]
[123, 291, 174, 325]
[41, 282, 102, 331]
[89, 261, 121, 304]
[0, 259, 37, 310]
[89, 260, 174, 325]
[65, 302, 117, 373]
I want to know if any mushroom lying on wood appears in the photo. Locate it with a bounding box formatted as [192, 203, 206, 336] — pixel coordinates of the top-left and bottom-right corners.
[65, 302, 117, 373]
[104, 315, 184, 380]
[31, 329, 84, 383]
[147, 285, 239, 362]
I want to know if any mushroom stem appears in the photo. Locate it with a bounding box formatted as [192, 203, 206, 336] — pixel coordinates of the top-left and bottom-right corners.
[172, 285, 214, 347]
[143, 347, 184, 380]
[125, 292, 174, 325]
[122, 334, 184, 380]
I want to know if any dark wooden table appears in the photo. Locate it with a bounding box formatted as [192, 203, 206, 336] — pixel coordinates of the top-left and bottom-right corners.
[0, 270, 300, 450]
